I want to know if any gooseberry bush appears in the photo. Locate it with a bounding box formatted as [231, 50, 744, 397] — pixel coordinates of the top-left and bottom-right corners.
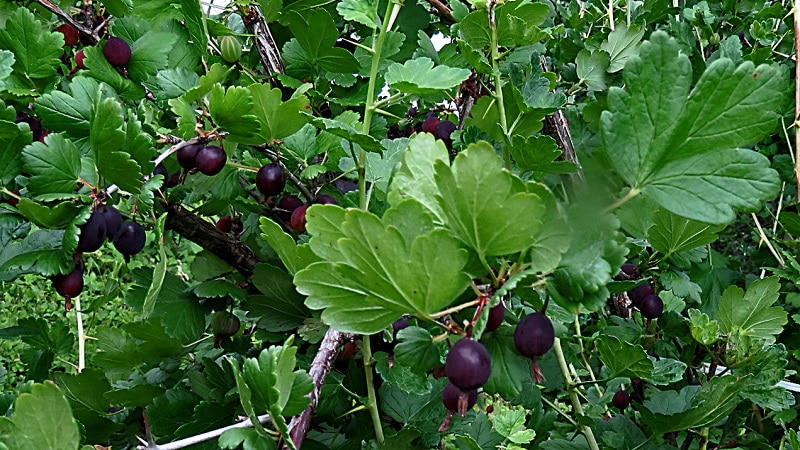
[0, 0, 798, 449]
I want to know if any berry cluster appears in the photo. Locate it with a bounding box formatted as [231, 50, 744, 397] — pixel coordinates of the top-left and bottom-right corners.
[620, 263, 664, 320]
[439, 338, 491, 430]
[177, 143, 228, 176]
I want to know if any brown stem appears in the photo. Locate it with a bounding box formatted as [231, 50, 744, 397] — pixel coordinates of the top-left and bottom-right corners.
[245, 5, 285, 78]
[426, 0, 456, 23]
[539, 56, 584, 184]
[34, 0, 100, 44]
[163, 202, 260, 277]
[285, 328, 354, 449]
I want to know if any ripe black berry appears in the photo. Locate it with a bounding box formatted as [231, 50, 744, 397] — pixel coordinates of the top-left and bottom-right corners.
[485, 304, 505, 332]
[421, 116, 439, 133]
[441, 382, 477, 416]
[316, 195, 337, 205]
[514, 312, 554, 383]
[256, 163, 286, 197]
[277, 195, 303, 222]
[75, 49, 86, 69]
[195, 145, 227, 176]
[612, 389, 630, 410]
[640, 294, 664, 319]
[628, 283, 654, 307]
[56, 24, 79, 46]
[103, 37, 131, 66]
[77, 209, 108, 253]
[445, 338, 491, 390]
[177, 143, 203, 171]
[392, 317, 409, 336]
[52, 267, 83, 311]
[113, 221, 145, 259]
[433, 120, 456, 141]
[97, 205, 123, 241]
[289, 205, 309, 232]
[216, 215, 232, 232]
[619, 263, 640, 278]
[15, 115, 43, 142]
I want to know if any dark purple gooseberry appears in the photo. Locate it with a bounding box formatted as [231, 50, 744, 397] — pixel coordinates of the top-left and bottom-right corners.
[195, 145, 227, 176]
[612, 389, 630, 410]
[433, 120, 456, 141]
[103, 36, 131, 66]
[640, 294, 664, 319]
[392, 317, 409, 336]
[113, 221, 146, 258]
[485, 304, 505, 332]
[97, 205, 123, 241]
[15, 116, 43, 142]
[513, 312, 554, 358]
[407, 106, 418, 117]
[619, 263, 640, 278]
[334, 179, 358, 194]
[442, 382, 477, 416]
[628, 283, 654, 307]
[289, 205, 309, 232]
[176, 143, 203, 171]
[256, 163, 286, 197]
[316, 195, 337, 205]
[52, 267, 83, 311]
[77, 209, 108, 253]
[153, 162, 168, 181]
[445, 338, 491, 390]
[421, 116, 439, 133]
[277, 195, 303, 222]
[216, 215, 233, 232]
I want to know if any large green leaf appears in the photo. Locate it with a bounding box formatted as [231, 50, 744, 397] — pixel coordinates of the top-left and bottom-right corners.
[1, 382, 80, 450]
[287, 9, 358, 74]
[387, 133, 449, 222]
[602, 31, 784, 224]
[295, 204, 471, 334]
[0, 7, 63, 81]
[596, 335, 653, 379]
[434, 142, 545, 258]
[208, 84, 260, 140]
[91, 97, 143, 192]
[244, 263, 310, 332]
[384, 57, 471, 95]
[715, 276, 787, 343]
[22, 134, 81, 198]
[248, 84, 310, 142]
[646, 208, 724, 258]
[258, 217, 319, 274]
[34, 76, 98, 137]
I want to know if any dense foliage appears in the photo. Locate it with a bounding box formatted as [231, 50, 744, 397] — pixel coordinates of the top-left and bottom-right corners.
[0, 0, 798, 449]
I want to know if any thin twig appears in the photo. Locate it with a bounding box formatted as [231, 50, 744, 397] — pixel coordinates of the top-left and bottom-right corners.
[135, 414, 271, 450]
[284, 328, 354, 450]
[426, 0, 456, 23]
[750, 212, 785, 267]
[33, 0, 100, 44]
[245, 5, 285, 78]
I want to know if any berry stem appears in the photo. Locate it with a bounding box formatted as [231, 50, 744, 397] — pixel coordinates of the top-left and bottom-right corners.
[553, 337, 600, 450]
[488, 0, 511, 170]
[74, 295, 85, 373]
[361, 336, 385, 446]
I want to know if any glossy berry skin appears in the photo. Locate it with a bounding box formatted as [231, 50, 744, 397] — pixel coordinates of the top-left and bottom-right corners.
[103, 37, 131, 66]
[612, 390, 630, 410]
[195, 145, 227, 176]
[442, 382, 477, 416]
[52, 267, 83, 311]
[513, 312, 554, 358]
[211, 311, 241, 336]
[113, 221, 146, 257]
[485, 304, 505, 332]
[256, 163, 286, 197]
[177, 143, 203, 171]
[216, 215, 233, 232]
[640, 294, 664, 319]
[316, 195, 337, 205]
[77, 209, 108, 253]
[421, 116, 439, 133]
[392, 317, 409, 336]
[628, 283, 654, 307]
[97, 205, 123, 241]
[75, 49, 86, 69]
[619, 263, 640, 278]
[277, 195, 303, 222]
[56, 24, 79, 46]
[434, 120, 456, 141]
[289, 205, 309, 232]
[445, 338, 491, 390]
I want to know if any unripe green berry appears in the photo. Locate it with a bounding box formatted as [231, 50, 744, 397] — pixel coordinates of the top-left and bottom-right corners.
[220, 36, 242, 63]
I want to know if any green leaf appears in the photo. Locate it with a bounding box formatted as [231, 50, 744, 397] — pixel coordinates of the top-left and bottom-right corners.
[493, 407, 535, 444]
[102, 0, 133, 16]
[4, 382, 80, 450]
[576, 49, 610, 91]
[303, 114, 383, 152]
[337, 0, 378, 28]
[646, 208, 724, 258]
[508, 134, 577, 174]
[716, 276, 787, 343]
[394, 327, 441, 373]
[259, 217, 319, 274]
[34, 76, 98, 138]
[220, 427, 276, 450]
[526, 182, 571, 274]
[80, 46, 145, 100]
[387, 133, 449, 222]
[508, 61, 567, 114]
[184, 63, 233, 104]
[637, 376, 745, 434]
[688, 309, 720, 346]
[128, 32, 179, 82]
[385, 57, 472, 95]
[0, 229, 72, 279]
[648, 357, 688, 385]
[602, 31, 784, 224]
[435, 142, 545, 257]
[0, 50, 16, 90]
[596, 335, 653, 379]
[180, 0, 208, 58]
[244, 263, 310, 332]
[295, 205, 471, 334]
[229, 359, 271, 440]
[248, 84, 310, 142]
[208, 84, 261, 140]
[15, 198, 80, 229]
[287, 9, 358, 74]
[92, 97, 143, 192]
[483, 326, 538, 398]
[142, 214, 167, 319]
[0, 7, 63, 81]
[600, 23, 646, 73]
[22, 134, 81, 198]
